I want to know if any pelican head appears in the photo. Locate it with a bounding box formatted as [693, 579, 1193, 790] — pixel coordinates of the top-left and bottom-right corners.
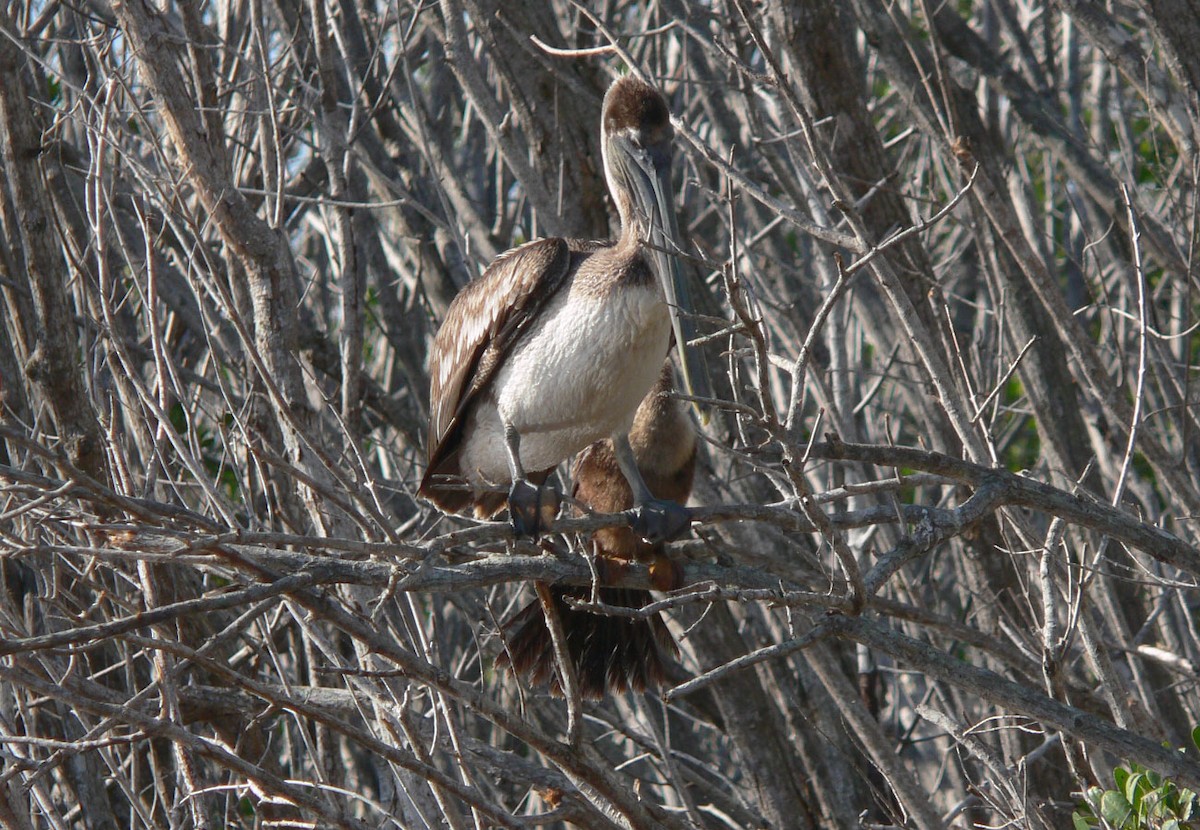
[601, 77, 711, 416]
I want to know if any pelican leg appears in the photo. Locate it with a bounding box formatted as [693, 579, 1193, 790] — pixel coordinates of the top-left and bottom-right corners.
[504, 422, 559, 536]
[612, 433, 691, 544]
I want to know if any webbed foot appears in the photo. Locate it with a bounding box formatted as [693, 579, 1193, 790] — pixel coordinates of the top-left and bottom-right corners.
[631, 498, 692, 545]
[508, 480, 561, 537]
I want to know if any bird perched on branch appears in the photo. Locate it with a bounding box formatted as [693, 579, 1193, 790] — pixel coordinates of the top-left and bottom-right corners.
[497, 362, 694, 698]
[418, 76, 708, 539]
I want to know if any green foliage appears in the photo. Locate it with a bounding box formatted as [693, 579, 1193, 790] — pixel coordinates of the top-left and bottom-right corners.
[996, 376, 1041, 472]
[784, 229, 799, 253]
[1073, 731, 1200, 829]
[168, 402, 241, 501]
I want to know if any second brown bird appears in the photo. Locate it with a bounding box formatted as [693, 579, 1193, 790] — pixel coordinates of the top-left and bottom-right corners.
[497, 362, 695, 698]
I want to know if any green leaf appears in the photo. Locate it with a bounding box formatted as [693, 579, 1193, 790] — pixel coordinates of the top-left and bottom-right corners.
[1114, 766, 1130, 793]
[1123, 770, 1144, 805]
[1100, 790, 1134, 827]
[1192, 725, 1200, 753]
[1178, 789, 1197, 819]
[1071, 812, 1094, 830]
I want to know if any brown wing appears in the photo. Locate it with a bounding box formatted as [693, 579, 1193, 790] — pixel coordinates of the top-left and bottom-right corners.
[419, 238, 571, 509]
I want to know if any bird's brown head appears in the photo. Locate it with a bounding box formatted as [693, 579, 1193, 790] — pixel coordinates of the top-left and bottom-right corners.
[600, 76, 675, 234]
[602, 76, 673, 150]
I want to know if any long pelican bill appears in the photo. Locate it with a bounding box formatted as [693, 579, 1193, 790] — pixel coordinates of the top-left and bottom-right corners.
[613, 134, 712, 422]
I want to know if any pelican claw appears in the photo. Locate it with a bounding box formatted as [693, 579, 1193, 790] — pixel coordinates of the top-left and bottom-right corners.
[508, 480, 560, 537]
[631, 498, 691, 545]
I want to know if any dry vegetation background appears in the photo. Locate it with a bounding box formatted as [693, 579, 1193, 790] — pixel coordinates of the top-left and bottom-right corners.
[3, 0, 1200, 828]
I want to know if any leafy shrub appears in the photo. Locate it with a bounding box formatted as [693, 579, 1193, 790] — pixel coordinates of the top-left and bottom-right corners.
[1074, 729, 1200, 829]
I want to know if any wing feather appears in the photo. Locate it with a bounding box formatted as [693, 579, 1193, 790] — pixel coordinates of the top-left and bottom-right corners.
[419, 238, 572, 506]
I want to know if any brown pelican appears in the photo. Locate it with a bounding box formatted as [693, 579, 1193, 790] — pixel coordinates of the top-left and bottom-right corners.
[497, 362, 695, 697]
[419, 76, 707, 536]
